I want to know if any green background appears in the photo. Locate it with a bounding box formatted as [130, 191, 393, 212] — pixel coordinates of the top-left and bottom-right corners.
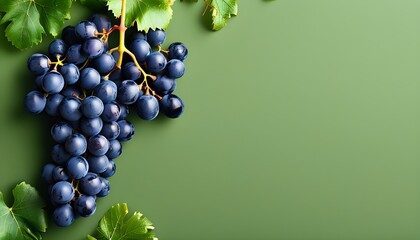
[1, 0, 420, 239]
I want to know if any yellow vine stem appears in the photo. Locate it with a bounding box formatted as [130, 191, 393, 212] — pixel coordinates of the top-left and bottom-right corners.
[108, 0, 160, 97]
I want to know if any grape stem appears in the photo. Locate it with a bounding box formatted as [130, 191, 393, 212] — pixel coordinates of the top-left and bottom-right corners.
[107, 0, 161, 99]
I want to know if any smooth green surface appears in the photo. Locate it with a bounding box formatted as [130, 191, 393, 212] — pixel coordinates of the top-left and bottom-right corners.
[1, 1, 420, 239]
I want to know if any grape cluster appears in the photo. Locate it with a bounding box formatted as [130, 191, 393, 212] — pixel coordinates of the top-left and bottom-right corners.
[23, 14, 188, 227]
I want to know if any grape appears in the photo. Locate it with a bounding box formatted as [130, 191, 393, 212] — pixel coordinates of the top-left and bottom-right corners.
[122, 62, 141, 80]
[135, 95, 159, 120]
[101, 102, 121, 122]
[146, 52, 167, 73]
[51, 144, 71, 166]
[59, 97, 82, 121]
[89, 14, 111, 33]
[53, 204, 75, 227]
[52, 166, 69, 182]
[49, 39, 68, 58]
[130, 31, 147, 41]
[100, 160, 116, 178]
[147, 29, 166, 46]
[129, 39, 151, 62]
[88, 135, 110, 156]
[45, 94, 64, 117]
[24, 90, 46, 114]
[74, 195, 96, 217]
[51, 122, 73, 144]
[27, 54, 50, 75]
[117, 80, 140, 104]
[81, 96, 104, 118]
[61, 86, 82, 98]
[153, 75, 176, 95]
[51, 181, 74, 205]
[87, 155, 109, 174]
[106, 139, 122, 159]
[118, 104, 129, 120]
[80, 68, 101, 90]
[168, 42, 188, 61]
[66, 44, 88, 65]
[166, 59, 185, 79]
[41, 163, 56, 184]
[34, 74, 45, 89]
[160, 94, 185, 118]
[94, 80, 117, 103]
[66, 156, 89, 179]
[101, 121, 120, 140]
[80, 117, 103, 137]
[60, 63, 80, 85]
[79, 173, 102, 195]
[82, 38, 104, 59]
[65, 133, 87, 156]
[42, 71, 65, 94]
[91, 53, 116, 75]
[97, 178, 110, 197]
[117, 120, 134, 142]
[75, 21, 98, 39]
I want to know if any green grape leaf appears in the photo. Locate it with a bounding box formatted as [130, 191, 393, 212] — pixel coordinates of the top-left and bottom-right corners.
[107, 0, 174, 32]
[209, 0, 238, 30]
[79, 0, 108, 10]
[87, 203, 158, 240]
[0, 0, 72, 49]
[0, 182, 47, 240]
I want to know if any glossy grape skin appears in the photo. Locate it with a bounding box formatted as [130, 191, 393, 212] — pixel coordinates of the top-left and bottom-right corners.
[41, 163, 56, 184]
[100, 160, 116, 178]
[60, 86, 82, 98]
[89, 14, 111, 32]
[59, 97, 82, 121]
[146, 52, 167, 73]
[97, 178, 110, 197]
[117, 80, 140, 105]
[106, 139, 122, 159]
[118, 104, 129, 120]
[45, 94, 64, 117]
[24, 90, 46, 114]
[79, 173, 102, 195]
[135, 95, 159, 120]
[53, 204, 75, 227]
[101, 102, 121, 122]
[82, 38, 104, 59]
[91, 53, 116, 75]
[66, 156, 89, 179]
[51, 144, 71, 166]
[62, 26, 80, 46]
[129, 39, 151, 62]
[87, 155, 109, 174]
[80, 117, 103, 137]
[60, 63, 80, 85]
[153, 75, 176, 95]
[48, 39, 68, 58]
[130, 31, 147, 41]
[147, 29, 166, 46]
[66, 44, 88, 65]
[74, 195, 96, 217]
[42, 71, 65, 94]
[101, 121, 120, 140]
[65, 133, 87, 156]
[34, 74, 45, 89]
[88, 135, 110, 156]
[27, 54, 50, 76]
[51, 181, 74, 205]
[81, 96, 104, 118]
[166, 59, 185, 79]
[94, 80, 117, 103]
[52, 166, 69, 182]
[51, 122, 73, 144]
[160, 94, 185, 118]
[168, 42, 188, 61]
[80, 68, 101, 90]
[122, 62, 141, 80]
[117, 120, 135, 142]
[75, 21, 98, 39]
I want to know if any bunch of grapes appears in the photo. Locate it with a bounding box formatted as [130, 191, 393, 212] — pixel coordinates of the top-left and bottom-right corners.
[23, 14, 188, 227]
